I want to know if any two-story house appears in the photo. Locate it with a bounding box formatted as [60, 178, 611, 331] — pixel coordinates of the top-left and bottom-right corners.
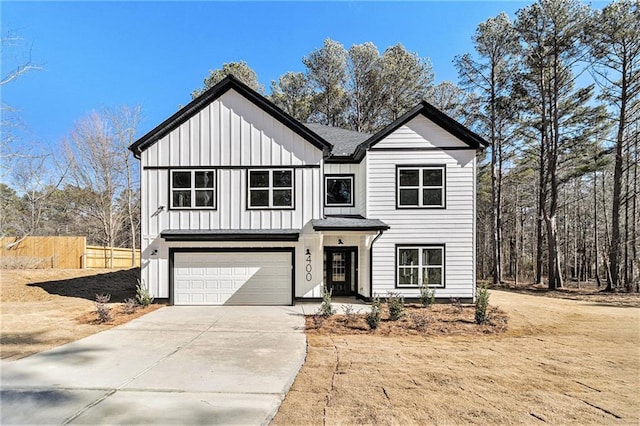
[129, 75, 487, 305]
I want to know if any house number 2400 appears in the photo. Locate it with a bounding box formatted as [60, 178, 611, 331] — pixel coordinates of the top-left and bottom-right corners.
[305, 254, 312, 281]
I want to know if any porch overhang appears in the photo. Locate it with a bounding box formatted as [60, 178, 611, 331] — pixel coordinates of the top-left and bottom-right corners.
[160, 229, 300, 242]
[311, 217, 390, 232]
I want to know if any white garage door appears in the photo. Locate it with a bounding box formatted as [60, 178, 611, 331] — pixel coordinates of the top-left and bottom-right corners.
[173, 251, 292, 305]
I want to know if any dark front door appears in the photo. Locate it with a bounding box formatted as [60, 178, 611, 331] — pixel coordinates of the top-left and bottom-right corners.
[325, 248, 357, 296]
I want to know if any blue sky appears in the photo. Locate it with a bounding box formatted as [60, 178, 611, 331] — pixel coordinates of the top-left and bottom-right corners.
[4, 1, 541, 151]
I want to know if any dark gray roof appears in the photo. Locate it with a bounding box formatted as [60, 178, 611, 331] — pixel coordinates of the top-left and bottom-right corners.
[311, 217, 390, 232]
[161, 229, 300, 241]
[304, 123, 371, 157]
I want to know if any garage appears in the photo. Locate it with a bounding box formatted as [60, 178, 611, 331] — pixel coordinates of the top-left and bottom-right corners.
[171, 250, 293, 305]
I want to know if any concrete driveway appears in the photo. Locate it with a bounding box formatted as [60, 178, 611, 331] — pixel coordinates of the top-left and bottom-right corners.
[0, 306, 306, 425]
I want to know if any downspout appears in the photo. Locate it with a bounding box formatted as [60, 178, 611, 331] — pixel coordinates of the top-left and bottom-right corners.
[368, 229, 385, 301]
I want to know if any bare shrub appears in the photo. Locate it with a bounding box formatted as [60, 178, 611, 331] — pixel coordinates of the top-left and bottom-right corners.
[410, 312, 430, 331]
[121, 298, 138, 314]
[450, 297, 463, 313]
[95, 293, 112, 323]
[342, 305, 361, 326]
[0, 256, 50, 269]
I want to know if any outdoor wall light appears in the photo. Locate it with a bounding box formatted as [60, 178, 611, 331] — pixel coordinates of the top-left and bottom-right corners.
[338, 239, 344, 245]
[151, 249, 158, 256]
[305, 248, 311, 256]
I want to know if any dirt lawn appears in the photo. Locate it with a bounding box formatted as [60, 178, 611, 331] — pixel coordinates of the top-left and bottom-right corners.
[273, 290, 640, 425]
[1, 268, 160, 360]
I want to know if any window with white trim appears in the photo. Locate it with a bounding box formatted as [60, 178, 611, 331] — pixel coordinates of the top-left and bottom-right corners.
[325, 175, 354, 207]
[248, 169, 294, 209]
[397, 165, 445, 208]
[171, 170, 216, 209]
[397, 245, 444, 287]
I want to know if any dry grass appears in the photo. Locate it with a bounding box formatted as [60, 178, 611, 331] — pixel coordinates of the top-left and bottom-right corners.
[273, 290, 640, 425]
[0, 268, 162, 360]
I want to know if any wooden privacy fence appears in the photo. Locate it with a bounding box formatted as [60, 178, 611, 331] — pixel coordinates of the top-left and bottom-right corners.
[84, 245, 141, 269]
[0, 236, 140, 269]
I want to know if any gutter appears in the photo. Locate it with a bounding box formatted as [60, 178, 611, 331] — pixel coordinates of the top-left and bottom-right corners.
[368, 228, 386, 301]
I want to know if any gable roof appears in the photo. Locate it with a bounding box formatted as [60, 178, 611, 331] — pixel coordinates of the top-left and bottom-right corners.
[303, 123, 371, 157]
[351, 101, 488, 161]
[129, 75, 333, 158]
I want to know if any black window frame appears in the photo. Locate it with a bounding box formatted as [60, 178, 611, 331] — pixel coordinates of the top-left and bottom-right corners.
[169, 169, 217, 210]
[324, 174, 355, 208]
[395, 244, 446, 288]
[396, 164, 446, 209]
[246, 168, 295, 210]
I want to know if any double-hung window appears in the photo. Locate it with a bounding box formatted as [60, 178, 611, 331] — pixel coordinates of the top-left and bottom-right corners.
[325, 174, 354, 207]
[397, 245, 445, 287]
[248, 169, 294, 209]
[397, 165, 445, 208]
[171, 170, 216, 209]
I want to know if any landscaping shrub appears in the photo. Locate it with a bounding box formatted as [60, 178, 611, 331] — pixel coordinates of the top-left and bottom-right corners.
[95, 293, 112, 323]
[318, 285, 335, 317]
[419, 283, 436, 307]
[122, 298, 138, 314]
[475, 284, 490, 324]
[136, 279, 154, 307]
[341, 305, 360, 326]
[410, 312, 429, 331]
[386, 291, 406, 320]
[366, 295, 382, 330]
[450, 297, 463, 313]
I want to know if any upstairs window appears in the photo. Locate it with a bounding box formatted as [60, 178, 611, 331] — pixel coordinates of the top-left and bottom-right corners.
[397, 245, 445, 288]
[397, 165, 445, 208]
[171, 170, 216, 209]
[325, 175, 354, 207]
[248, 169, 294, 209]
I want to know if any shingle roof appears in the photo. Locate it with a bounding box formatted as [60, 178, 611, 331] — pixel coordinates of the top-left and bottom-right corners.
[304, 123, 371, 157]
[311, 217, 389, 231]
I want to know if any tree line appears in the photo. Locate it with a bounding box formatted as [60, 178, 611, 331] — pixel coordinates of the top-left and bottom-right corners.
[1, 0, 637, 291]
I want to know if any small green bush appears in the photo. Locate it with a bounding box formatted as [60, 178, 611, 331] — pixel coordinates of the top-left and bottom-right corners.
[318, 285, 335, 317]
[136, 279, 154, 307]
[366, 295, 382, 330]
[386, 291, 406, 321]
[419, 283, 436, 307]
[475, 284, 490, 324]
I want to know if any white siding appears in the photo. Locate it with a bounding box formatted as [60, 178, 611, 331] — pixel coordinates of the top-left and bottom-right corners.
[368, 115, 476, 299]
[374, 115, 471, 149]
[140, 89, 324, 298]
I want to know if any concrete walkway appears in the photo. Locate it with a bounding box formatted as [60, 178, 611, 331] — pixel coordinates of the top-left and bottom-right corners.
[0, 306, 306, 425]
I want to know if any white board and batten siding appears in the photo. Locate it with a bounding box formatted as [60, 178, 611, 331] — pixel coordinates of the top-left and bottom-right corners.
[367, 114, 477, 299]
[140, 89, 323, 299]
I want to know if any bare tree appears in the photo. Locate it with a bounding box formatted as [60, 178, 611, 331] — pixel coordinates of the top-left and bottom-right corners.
[107, 106, 142, 266]
[64, 108, 141, 266]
